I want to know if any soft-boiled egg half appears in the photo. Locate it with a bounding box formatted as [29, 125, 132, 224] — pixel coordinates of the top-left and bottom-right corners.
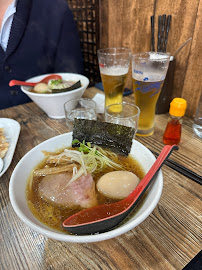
[33, 82, 50, 93]
[96, 171, 140, 200]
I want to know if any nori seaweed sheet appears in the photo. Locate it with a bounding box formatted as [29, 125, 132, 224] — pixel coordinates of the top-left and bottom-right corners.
[52, 81, 81, 93]
[72, 119, 135, 156]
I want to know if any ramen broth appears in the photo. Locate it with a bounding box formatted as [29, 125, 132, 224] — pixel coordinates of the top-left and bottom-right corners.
[26, 147, 145, 232]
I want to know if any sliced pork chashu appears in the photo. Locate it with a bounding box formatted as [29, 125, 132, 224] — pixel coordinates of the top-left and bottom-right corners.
[38, 172, 98, 208]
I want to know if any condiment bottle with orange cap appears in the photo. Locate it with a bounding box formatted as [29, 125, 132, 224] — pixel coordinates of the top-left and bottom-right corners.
[163, 98, 187, 145]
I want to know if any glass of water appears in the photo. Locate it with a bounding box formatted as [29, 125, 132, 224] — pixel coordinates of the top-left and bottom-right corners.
[105, 102, 140, 136]
[64, 98, 97, 130]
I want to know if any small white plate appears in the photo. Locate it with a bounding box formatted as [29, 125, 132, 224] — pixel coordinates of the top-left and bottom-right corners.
[0, 118, 20, 178]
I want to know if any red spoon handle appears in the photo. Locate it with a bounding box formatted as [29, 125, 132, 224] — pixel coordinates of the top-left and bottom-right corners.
[9, 80, 36, 87]
[9, 75, 62, 87]
[127, 144, 179, 201]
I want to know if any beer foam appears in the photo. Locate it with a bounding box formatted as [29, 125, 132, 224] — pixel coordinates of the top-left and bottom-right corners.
[149, 52, 170, 61]
[100, 66, 128, 76]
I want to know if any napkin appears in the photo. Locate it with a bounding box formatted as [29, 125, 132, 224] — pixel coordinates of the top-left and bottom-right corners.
[92, 93, 105, 114]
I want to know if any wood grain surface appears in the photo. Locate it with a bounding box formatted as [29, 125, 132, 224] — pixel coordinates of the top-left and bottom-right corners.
[0, 88, 201, 270]
[99, 0, 202, 117]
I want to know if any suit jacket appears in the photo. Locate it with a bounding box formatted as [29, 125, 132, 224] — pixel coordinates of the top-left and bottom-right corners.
[0, 0, 83, 109]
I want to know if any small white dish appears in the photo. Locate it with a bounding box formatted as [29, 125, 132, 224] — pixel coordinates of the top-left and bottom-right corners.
[0, 158, 3, 173]
[9, 132, 163, 243]
[0, 118, 21, 178]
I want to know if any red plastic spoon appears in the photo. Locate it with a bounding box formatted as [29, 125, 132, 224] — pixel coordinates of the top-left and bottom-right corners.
[9, 74, 62, 87]
[63, 145, 178, 235]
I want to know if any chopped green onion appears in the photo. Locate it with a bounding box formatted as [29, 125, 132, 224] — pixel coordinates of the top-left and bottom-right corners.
[49, 140, 124, 185]
[71, 140, 123, 172]
[50, 79, 63, 86]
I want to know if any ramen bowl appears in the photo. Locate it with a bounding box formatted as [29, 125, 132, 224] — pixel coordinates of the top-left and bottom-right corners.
[9, 133, 163, 243]
[21, 73, 89, 119]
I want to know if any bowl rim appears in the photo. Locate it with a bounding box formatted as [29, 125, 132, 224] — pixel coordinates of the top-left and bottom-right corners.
[9, 132, 163, 243]
[21, 73, 89, 97]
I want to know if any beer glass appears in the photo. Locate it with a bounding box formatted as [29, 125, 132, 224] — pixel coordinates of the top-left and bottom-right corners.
[98, 48, 131, 111]
[132, 52, 170, 136]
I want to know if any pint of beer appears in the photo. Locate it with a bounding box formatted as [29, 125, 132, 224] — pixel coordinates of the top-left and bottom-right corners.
[98, 48, 131, 111]
[100, 66, 128, 108]
[132, 52, 170, 136]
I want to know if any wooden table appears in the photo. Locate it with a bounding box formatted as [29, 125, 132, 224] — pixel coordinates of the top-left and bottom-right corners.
[0, 87, 201, 270]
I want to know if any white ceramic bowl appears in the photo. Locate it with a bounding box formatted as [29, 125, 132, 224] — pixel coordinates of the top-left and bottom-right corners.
[9, 133, 163, 243]
[21, 73, 89, 119]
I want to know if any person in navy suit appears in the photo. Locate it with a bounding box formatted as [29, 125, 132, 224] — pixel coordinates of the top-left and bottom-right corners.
[0, 0, 83, 109]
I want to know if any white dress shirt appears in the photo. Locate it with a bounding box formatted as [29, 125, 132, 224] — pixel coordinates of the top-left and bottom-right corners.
[0, 0, 17, 51]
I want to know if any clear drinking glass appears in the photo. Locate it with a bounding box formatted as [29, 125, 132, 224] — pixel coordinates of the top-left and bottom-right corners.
[132, 52, 170, 136]
[64, 98, 97, 130]
[97, 48, 131, 111]
[105, 102, 140, 136]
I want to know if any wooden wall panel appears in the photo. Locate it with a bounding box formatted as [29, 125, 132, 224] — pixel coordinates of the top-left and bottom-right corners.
[181, 0, 202, 116]
[99, 0, 109, 48]
[99, 0, 202, 117]
[154, 0, 200, 117]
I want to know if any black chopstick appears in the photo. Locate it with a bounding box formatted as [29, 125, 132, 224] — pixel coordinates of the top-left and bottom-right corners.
[163, 15, 171, 53]
[150, 149, 202, 185]
[151, 16, 155, 51]
[160, 14, 166, 52]
[157, 15, 162, 52]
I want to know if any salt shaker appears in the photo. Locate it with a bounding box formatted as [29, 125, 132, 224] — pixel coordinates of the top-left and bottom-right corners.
[193, 90, 202, 138]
